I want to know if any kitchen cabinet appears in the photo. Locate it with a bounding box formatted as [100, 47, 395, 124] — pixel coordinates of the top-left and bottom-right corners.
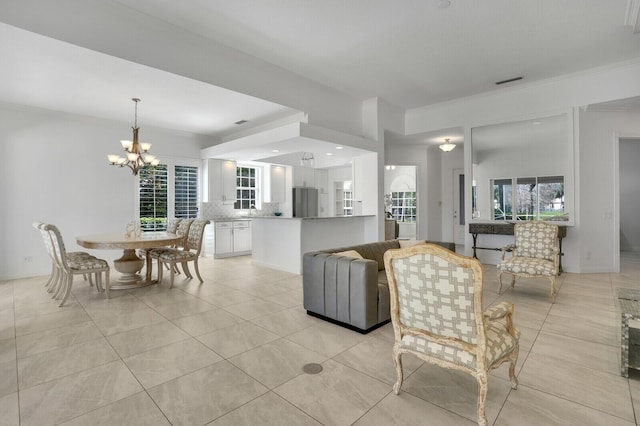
[207, 159, 237, 203]
[314, 169, 328, 194]
[293, 166, 315, 188]
[232, 221, 251, 252]
[214, 222, 233, 255]
[213, 220, 251, 258]
[267, 165, 286, 203]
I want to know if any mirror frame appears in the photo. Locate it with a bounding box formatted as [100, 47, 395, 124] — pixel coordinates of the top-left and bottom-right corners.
[469, 109, 575, 226]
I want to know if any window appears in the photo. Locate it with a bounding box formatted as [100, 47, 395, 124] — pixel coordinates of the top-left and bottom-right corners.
[139, 165, 168, 231]
[492, 179, 513, 220]
[391, 191, 416, 223]
[138, 161, 200, 232]
[343, 180, 353, 216]
[234, 166, 257, 210]
[174, 165, 199, 219]
[491, 176, 564, 221]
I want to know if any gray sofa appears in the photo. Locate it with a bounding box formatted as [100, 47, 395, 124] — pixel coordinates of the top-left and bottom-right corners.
[302, 240, 455, 333]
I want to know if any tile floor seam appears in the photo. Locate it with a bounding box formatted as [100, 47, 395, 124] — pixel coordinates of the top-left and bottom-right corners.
[517, 382, 635, 424]
[5, 254, 640, 425]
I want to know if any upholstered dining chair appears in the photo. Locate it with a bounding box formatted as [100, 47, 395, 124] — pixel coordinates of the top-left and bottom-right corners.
[156, 219, 210, 288]
[140, 218, 183, 279]
[146, 218, 193, 279]
[33, 222, 93, 293]
[497, 221, 559, 302]
[44, 223, 110, 306]
[384, 243, 520, 426]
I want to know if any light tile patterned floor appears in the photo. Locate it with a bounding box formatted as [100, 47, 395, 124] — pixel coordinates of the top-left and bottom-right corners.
[1, 252, 640, 425]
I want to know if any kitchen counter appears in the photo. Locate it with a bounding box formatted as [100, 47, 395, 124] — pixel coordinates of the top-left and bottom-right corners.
[251, 215, 374, 220]
[251, 215, 378, 274]
[207, 217, 253, 222]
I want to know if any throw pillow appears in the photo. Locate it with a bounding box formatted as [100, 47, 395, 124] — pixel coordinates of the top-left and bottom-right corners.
[334, 250, 363, 258]
[399, 239, 427, 248]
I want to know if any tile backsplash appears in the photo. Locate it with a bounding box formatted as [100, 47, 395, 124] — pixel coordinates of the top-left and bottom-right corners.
[200, 202, 280, 219]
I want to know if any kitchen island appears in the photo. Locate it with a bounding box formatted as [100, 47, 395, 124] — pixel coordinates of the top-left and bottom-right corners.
[251, 215, 378, 274]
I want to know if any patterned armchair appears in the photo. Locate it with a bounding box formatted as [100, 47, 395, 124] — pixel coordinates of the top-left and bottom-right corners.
[384, 244, 519, 426]
[497, 221, 559, 302]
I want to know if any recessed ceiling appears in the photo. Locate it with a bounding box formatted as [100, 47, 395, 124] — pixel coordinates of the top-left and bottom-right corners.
[0, 22, 298, 138]
[0, 0, 639, 161]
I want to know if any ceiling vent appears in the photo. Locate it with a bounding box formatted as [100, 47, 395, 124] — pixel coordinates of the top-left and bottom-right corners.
[234, 119, 248, 125]
[495, 76, 523, 85]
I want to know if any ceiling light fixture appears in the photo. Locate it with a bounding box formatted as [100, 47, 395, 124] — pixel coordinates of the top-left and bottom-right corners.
[385, 165, 396, 170]
[300, 152, 315, 167]
[436, 0, 451, 9]
[107, 98, 158, 175]
[439, 138, 456, 152]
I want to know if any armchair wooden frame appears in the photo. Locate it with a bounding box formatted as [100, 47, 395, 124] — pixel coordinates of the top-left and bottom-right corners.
[384, 244, 519, 426]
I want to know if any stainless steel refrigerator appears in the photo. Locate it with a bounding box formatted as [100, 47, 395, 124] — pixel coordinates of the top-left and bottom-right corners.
[292, 187, 318, 217]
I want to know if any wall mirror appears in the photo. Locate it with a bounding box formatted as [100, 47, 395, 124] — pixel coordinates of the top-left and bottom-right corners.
[471, 112, 574, 224]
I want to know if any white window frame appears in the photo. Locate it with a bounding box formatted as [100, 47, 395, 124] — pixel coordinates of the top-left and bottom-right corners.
[135, 157, 201, 231]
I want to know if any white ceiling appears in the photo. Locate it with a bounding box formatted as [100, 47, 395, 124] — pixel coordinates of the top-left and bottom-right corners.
[0, 0, 639, 166]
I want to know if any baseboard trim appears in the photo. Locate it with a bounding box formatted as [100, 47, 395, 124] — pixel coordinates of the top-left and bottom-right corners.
[306, 311, 390, 334]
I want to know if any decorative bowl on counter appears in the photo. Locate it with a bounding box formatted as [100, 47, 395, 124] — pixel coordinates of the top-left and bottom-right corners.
[274, 212, 283, 216]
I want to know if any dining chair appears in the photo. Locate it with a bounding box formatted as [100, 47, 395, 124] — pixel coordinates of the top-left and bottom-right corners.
[140, 218, 183, 280]
[33, 222, 94, 292]
[148, 218, 193, 278]
[156, 219, 210, 288]
[384, 243, 520, 426]
[497, 221, 559, 302]
[45, 223, 110, 306]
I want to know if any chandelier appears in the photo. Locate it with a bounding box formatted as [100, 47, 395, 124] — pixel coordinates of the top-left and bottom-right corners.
[300, 152, 315, 167]
[108, 98, 159, 175]
[439, 138, 456, 152]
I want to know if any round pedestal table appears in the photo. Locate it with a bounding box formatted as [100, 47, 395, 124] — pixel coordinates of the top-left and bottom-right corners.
[76, 232, 182, 289]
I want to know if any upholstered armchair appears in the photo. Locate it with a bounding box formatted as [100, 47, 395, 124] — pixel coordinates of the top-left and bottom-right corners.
[497, 221, 559, 302]
[384, 244, 519, 426]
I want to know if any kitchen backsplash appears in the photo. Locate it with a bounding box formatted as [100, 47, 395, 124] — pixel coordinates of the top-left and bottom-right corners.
[200, 202, 280, 219]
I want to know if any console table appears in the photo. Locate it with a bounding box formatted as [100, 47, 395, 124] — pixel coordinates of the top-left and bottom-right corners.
[469, 222, 567, 273]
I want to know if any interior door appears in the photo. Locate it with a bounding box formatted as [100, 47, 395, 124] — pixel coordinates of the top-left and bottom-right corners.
[453, 169, 465, 245]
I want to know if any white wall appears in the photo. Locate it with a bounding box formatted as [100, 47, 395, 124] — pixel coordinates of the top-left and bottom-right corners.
[0, 102, 204, 280]
[403, 60, 640, 272]
[620, 138, 640, 251]
[579, 110, 640, 271]
[440, 146, 465, 243]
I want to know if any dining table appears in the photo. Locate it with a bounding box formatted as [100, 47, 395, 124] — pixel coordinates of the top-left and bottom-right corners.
[76, 232, 182, 289]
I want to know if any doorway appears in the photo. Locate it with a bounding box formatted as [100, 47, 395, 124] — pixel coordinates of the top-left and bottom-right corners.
[619, 138, 640, 253]
[453, 168, 465, 245]
[384, 166, 417, 239]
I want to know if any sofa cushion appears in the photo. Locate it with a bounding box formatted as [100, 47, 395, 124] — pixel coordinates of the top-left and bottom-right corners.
[334, 250, 363, 259]
[399, 239, 427, 248]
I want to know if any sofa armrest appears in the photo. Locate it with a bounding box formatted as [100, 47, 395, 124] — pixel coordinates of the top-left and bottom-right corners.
[303, 252, 380, 330]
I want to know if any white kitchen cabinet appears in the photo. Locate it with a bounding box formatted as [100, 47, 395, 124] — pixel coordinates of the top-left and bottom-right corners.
[214, 222, 233, 255]
[293, 166, 315, 187]
[233, 221, 251, 252]
[207, 159, 237, 203]
[314, 169, 328, 194]
[268, 165, 286, 202]
[213, 220, 251, 258]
